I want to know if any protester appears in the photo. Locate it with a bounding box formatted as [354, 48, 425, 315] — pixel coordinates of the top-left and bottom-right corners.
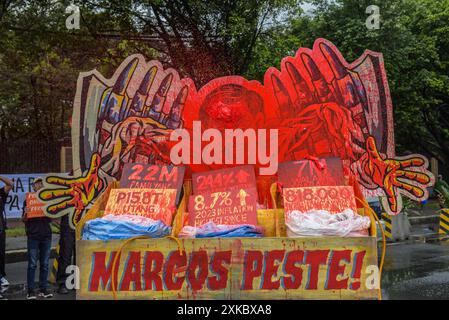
[0, 175, 13, 300]
[56, 213, 75, 294]
[22, 178, 53, 299]
[54, 168, 76, 295]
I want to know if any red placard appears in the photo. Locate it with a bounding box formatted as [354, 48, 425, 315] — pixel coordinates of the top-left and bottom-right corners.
[278, 158, 344, 188]
[120, 163, 185, 202]
[192, 165, 256, 194]
[283, 186, 357, 216]
[25, 192, 46, 219]
[104, 188, 177, 226]
[188, 187, 258, 227]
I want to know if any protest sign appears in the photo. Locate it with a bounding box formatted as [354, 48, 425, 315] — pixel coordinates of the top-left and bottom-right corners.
[104, 188, 177, 226]
[119, 163, 185, 203]
[77, 237, 378, 300]
[0, 173, 44, 218]
[25, 192, 46, 219]
[278, 158, 344, 188]
[188, 187, 258, 226]
[192, 165, 256, 194]
[283, 186, 358, 215]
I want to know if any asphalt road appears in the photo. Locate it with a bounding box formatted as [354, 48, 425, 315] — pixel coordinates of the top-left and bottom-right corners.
[2, 241, 449, 300]
[381, 241, 449, 300]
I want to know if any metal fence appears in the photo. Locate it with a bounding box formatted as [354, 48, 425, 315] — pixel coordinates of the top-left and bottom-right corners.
[0, 139, 62, 174]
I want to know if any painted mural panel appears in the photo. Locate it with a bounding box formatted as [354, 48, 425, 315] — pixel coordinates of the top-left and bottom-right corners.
[38, 39, 434, 228]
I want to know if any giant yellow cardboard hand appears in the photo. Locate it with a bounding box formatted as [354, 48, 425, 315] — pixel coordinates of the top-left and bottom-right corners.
[361, 136, 431, 214]
[39, 153, 103, 226]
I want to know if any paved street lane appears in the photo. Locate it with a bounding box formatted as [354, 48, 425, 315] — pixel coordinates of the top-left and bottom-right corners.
[381, 242, 449, 299]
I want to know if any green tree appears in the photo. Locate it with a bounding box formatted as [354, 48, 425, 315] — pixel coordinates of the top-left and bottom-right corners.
[247, 0, 449, 171]
[0, 0, 295, 171]
[0, 0, 448, 174]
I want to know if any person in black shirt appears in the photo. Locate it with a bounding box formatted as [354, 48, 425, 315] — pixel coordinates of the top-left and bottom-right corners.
[22, 178, 53, 299]
[56, 211, 76, 294]
[0, 175, 13, 294]
[55, 170, 76, 295]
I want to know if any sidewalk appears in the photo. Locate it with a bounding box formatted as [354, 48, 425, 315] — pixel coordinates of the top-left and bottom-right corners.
[5, 235, 60, 263]
[6, 235, 59, 251]
[2, 260, 75, 300]
[406, 199, 442, 221]
[3, 235, 76, 300]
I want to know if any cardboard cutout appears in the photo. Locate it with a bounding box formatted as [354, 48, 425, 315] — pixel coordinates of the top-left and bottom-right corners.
[38, 38, 434, 228]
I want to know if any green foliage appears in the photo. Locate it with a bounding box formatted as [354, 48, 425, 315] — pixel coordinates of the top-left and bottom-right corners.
[5, 227, 27, 238]
[0, 1, 296, 165]
[246, 0, 449, 171]
[435, 179, 449, 208]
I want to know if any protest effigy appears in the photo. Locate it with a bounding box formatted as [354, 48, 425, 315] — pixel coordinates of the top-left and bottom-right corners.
[34, 38, 435, 300]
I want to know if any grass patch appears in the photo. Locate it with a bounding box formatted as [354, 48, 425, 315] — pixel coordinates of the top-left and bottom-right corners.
[6, 227, 26, 237]
[51, 224, 60, 234]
